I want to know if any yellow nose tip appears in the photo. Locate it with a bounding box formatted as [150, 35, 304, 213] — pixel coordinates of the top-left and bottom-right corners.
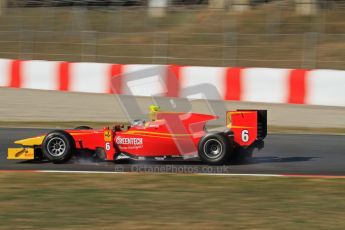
[14, 135, 45, 146]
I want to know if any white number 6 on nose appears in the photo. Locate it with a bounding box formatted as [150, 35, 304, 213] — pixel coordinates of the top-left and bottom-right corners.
[241, 130, 249, 142]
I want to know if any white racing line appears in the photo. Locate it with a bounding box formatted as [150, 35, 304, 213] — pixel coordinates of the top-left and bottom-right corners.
[198, 173, 282, 177]
[40, 170, 283, 177]
[2, 170, 345, 178]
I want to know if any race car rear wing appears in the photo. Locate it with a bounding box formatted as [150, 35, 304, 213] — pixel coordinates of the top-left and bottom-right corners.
[226, 110, 267, 146]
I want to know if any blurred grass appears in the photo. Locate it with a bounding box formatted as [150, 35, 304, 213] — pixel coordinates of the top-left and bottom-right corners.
[0, 5, 344, 69]
[0, 172, 345, 229]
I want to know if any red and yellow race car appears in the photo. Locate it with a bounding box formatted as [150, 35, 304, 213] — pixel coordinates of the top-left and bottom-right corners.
[7, 107, 267, 165]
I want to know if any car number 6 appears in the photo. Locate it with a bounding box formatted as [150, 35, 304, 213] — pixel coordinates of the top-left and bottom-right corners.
[105, 142, 111, 151]
[241, 130, 249, 142]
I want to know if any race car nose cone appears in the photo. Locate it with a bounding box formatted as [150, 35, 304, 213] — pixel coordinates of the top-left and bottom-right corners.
[14, 135, 46, 146]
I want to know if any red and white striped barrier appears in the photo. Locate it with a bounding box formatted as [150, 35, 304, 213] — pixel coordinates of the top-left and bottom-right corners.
[0, 58, 344, 107]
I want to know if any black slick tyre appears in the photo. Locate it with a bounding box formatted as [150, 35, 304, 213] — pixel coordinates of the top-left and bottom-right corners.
[74, 126, 93, 130]
[198, 132, 233, 165]
[42, 130, 75, 164]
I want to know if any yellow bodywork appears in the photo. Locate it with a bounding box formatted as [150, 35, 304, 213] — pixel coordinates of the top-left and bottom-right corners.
[14, 135, 45, 146]
[7, 135, 45, 160]
[7, 147, 35, 160]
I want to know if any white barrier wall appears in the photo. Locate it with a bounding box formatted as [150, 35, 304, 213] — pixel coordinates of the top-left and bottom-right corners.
[70, 62, 111, 93]
[0, 58, 344, 107]
[122, 64, 167, 96]
[180, 66, 227, 100]
[241, 68, 290, 103]
[306, 70, 345, 107]
[22, 60, 60, 90]
[0, 59, 11, 86]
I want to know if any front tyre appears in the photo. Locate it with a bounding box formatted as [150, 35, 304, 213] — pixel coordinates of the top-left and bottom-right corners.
[198, 133, 232, 165]
[74, 126, 93, 130]
[42, 130, 75, 164]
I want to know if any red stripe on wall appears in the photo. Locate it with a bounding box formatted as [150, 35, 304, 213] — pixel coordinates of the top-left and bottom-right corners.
[59, 62, 70, 91]
[109, 64, 123, 94]
[166, 65, 181, 97]
[10, 60, 22, 88]
[288, 69, 308, 104]
[225, 67, 242, 101]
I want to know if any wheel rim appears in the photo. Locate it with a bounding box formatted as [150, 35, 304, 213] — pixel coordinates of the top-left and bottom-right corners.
[47, 137, 66, 157]
[203, 139, 223, 159]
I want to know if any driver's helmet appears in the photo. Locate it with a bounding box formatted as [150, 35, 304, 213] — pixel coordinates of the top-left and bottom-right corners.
[150, 105, 160, 112]
[149, 105, 160, 121]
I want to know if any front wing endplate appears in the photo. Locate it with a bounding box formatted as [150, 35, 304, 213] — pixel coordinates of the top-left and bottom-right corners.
[7, 148, 35, 160]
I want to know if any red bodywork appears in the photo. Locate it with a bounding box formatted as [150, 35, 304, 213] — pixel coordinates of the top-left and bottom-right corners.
[61, 110, 265, 161]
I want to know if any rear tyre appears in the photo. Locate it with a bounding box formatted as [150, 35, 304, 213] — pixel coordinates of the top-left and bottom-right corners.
[42, 130, 75, 164]
[198, 133, 233, 165]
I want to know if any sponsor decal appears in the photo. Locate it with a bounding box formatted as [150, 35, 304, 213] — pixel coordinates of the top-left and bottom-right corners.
[104, 130, 112, 142]
[25, 152, 34, 157]
[116, 136, 143, 145]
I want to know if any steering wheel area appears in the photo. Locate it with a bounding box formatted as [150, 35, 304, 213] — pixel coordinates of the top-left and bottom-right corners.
[131, 119, 146, 127]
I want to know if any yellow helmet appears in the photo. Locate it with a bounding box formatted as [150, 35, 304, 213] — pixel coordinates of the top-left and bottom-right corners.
[149, 105, 160, 112]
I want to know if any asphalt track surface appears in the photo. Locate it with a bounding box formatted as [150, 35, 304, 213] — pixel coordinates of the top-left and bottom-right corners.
[0, 128, 345, 175]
